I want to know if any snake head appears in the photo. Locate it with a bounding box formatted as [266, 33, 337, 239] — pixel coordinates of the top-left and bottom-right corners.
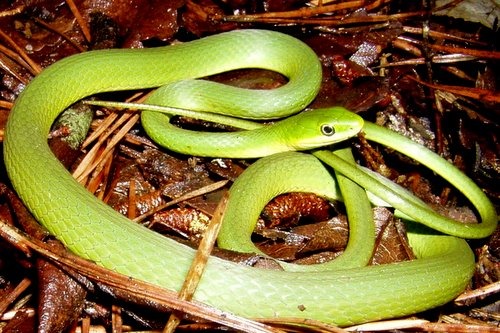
[283, 107, 364, 150]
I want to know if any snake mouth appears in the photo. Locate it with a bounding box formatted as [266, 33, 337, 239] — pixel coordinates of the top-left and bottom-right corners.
[292, 122, 364, 151]
[280, 107, 364, 151]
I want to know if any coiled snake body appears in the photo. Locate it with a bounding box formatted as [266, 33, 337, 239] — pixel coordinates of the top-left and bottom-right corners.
[4, 29, 497, 326]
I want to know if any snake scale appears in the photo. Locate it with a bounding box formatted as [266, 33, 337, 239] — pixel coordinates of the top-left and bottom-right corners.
[4, 29, 497, 326]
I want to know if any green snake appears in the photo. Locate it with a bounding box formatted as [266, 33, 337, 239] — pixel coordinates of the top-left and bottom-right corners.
[3, 29, 497, 326]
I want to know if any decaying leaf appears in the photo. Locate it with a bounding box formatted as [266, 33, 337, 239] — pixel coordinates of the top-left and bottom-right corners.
[434, 0, 500, 30]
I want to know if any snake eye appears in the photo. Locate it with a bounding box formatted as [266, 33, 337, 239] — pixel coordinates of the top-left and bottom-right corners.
[321, 124, 335, 136]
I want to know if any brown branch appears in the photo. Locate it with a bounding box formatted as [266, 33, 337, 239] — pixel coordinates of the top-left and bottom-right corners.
[407, 76, 500, 103]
